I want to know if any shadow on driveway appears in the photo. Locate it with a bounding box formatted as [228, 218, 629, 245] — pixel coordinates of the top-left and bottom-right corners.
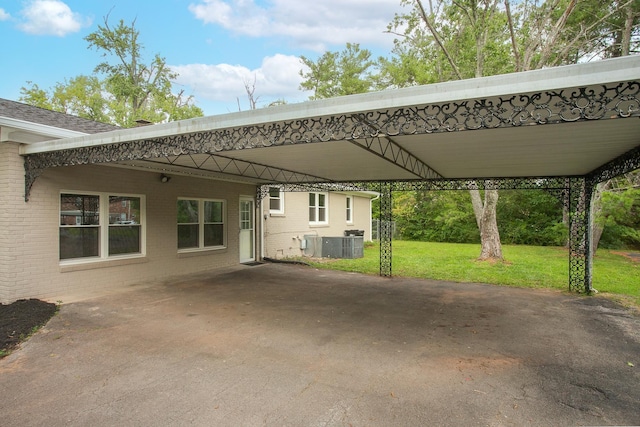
[1, 263, 639, 426]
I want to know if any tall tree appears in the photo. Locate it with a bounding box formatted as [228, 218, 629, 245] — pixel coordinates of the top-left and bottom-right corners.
[21, 15, 202, 127]
[299, 43, 378, 99]
[383, 0, 639, 259]
[385, 0, 511, 260]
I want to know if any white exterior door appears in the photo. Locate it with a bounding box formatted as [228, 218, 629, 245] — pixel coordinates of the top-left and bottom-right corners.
[239, 197, 255, 263]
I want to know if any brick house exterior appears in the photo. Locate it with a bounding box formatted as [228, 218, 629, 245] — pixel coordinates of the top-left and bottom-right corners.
[0, 99, 374, 303]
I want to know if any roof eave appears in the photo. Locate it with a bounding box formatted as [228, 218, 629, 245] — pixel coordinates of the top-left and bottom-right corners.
[1, 116, 87, 144]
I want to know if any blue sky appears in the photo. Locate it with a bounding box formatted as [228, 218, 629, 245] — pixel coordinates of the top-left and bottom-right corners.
[0, 0, 406, 116]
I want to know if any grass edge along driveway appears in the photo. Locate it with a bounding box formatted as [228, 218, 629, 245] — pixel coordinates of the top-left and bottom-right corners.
[306, 241, 640, 307]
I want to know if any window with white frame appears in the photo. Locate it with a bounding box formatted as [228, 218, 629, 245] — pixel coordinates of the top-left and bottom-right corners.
[177, 198, 226, 250]
[60, 193, 144, 261]
[309, 192, 328, 225]
[268, 186, 284, 214]
[346, 195, 353, 224]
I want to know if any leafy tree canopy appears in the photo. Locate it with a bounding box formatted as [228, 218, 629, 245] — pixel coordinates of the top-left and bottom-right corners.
[299, 43, 379, 100]
[20, 15, 203, 127]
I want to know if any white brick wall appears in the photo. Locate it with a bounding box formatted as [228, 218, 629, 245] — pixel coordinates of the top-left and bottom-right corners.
[262, 192, 373, 259]
[0, 142, 25, 302]
[1, 152, 256, 303]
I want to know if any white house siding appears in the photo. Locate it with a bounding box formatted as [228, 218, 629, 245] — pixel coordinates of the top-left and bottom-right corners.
[0, 155, 256, 303]
[262, 192, 372, 259]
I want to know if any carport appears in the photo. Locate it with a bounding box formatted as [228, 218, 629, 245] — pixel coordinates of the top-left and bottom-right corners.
[21, 56, 640, 293]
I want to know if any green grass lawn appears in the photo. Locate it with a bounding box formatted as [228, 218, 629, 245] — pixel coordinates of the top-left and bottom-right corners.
[305, 240, 640, 306]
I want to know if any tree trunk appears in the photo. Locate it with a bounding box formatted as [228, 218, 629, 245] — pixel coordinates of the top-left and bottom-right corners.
[479, 189, 503, 260]
[470, 187, 483, 229]
[469, 182, 503, 260]
[592, 221, 605, 253]
[620, 2, 634, 56]
[590, 180, 611, 252]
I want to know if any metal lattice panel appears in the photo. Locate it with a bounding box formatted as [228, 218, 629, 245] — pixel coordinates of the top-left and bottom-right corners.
[134, 154, 332, 184]
[587, 145, 640, 186]
[567, 178, 593, 293]
[378, 182, 393, 277]
[256, 182, 372, 202]
[349, 136, 442, 179]
[390, 177, 572, 191]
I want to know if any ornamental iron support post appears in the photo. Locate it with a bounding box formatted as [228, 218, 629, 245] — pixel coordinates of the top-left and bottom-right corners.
[256, 185, 270, 207]
[379, 181, 393, 277]
[568, 177, 594, 293]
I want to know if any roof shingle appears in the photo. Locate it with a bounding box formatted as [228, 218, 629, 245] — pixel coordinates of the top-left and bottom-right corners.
[0, 98, 119, 134]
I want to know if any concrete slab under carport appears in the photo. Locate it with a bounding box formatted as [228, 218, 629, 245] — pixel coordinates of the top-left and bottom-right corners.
[1, 263, 638, 426]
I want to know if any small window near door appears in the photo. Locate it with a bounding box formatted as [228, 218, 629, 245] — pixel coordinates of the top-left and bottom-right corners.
[204, 200, 225, 247]
[268, 187, 284, 214]
[177, 198, 226, 251]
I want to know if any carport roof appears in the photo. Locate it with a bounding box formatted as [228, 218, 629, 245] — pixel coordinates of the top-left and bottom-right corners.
[21, 56, 640, 187]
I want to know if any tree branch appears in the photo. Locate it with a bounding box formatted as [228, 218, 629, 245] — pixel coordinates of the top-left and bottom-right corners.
[414, 0, 464, 79]
[521, 0, 563, 69]
[549, 0, 633, 64]
[536, 0, 577, 67]
[505, 0, 521, 71]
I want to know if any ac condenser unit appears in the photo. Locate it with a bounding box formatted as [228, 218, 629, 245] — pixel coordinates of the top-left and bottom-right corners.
[303, 236, 364, 259]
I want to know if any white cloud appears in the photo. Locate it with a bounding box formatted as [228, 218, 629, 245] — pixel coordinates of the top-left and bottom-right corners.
[188, 0, 403, 51]
[0, 8, 11, 21]
[172, 54, 312, 111]
[18, 0, 90, 36]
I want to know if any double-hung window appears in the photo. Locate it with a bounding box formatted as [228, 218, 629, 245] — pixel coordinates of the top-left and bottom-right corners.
[268, 187, 284, 214]
[177, 198, 226, 250]
[309, 192, 328, 225]
[346, 195, 353, 224]
[60, 193, 144, 261]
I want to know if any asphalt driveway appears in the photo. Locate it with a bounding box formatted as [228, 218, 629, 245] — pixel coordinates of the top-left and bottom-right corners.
[1, 263, 639, 426]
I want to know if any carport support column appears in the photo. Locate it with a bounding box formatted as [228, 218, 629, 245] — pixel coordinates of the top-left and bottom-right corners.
[568, 177, 594, 294]
[379, 181, 392, 277]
